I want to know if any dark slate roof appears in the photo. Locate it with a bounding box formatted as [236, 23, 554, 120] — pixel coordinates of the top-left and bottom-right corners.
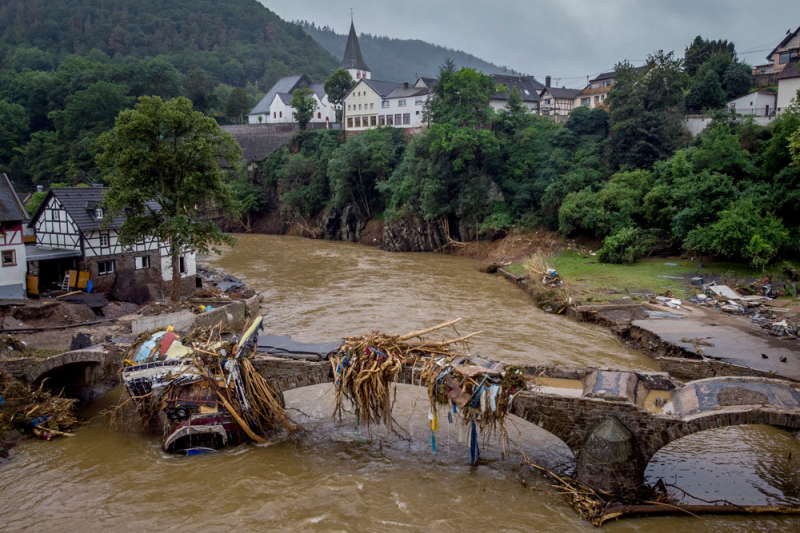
[220, 124, 300, 166]
[28, 187, 160, 231]
[543, 87, 582, 99]
[778, 57, 800, 80]
[0, 173, 28, 222]
[308, 83, 327, 100]
[491, 75, 544, 102]
[339, 21, 370, 72]
[418, 77, 438, 88]
[768, 25, 800, 61]
[385, 86, 430, 99]
[249, 74, 312, 115]
[276, 92, 293, 105]
[588, 66, 647, 83]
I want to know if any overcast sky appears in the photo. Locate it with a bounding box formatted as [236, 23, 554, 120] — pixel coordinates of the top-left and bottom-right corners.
[261, 0, 800, 88]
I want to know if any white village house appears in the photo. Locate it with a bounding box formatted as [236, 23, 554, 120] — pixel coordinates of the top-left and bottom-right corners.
[248, 74, 336, 125]
[777, 58, 800, 114]
[0, 174, 29, 299]
[726, 90, 777, 116]
[27, 187, 197, 298]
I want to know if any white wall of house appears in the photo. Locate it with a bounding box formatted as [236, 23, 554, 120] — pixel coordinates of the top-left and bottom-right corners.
[490, 99, 539, 113]
[160, 251, 197, 282]
[378, 96, 428, 128]
[0, 222, 27, 299]
[778, 78, 800, 113]
[726, 91, 777, 116]
[344, 81, 383, 131]
[34, 196, 81, 250]
[347, 68, 371, 81]
[248, 93, 336, 125]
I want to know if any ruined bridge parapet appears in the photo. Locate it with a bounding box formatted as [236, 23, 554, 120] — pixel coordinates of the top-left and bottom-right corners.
[251, 354, 800, 495]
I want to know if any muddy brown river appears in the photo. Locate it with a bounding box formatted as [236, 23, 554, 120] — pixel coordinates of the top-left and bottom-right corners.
[1, 234, 799, 531]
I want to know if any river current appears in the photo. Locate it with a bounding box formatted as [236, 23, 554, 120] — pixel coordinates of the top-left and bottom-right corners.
[1, 234, 798, 531]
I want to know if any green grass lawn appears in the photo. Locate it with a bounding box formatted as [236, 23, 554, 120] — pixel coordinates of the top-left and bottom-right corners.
[509, 250, 770, 303]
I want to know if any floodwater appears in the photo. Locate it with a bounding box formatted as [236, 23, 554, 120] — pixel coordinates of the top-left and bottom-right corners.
[1, 234, 799, 532]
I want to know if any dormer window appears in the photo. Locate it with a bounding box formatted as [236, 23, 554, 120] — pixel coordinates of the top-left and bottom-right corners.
[95, 208, 104, 220]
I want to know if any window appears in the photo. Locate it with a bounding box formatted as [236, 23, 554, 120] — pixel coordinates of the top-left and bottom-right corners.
[357, 71, 361, 79]
[135, 255, 151, 270]
[355, 117, 362, 127]
[387, 115, 394, 126]
[358, 104, 362, 110]
[591, 83, 600, 89]
[779, 52, 793, 64]
[395, 114, 401, 124]
[370, 116, 377, 126]
[179, 256, 186, 274]
[415, 98, 424, 106]
[347, 117, 353, 128]
[544, 98, 551, 105]
[1, 250, 16, 267]
[273, 112, 277, 118]
[581, 97, 590, 106]
[603, 80, 612, 87]
[403, 113, 410, 125]
[370, 103, 374, 110]
[398, 99, 406, 107]
[95, 208, 104, 220]
[382, 101, 390, 108]
[594, 95, 600, 103]
[317, 112, 321, 119]
[379, 115, 386, 126]
[279, 111, 283, 118]
[416, 111, 420, 115]
[97, 260, 116, 275]
[99, 233, 109, 247]
[347, 104, 351, 111]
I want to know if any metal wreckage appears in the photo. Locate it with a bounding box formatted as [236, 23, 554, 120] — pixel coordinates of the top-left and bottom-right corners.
[121, 317, 296, 455]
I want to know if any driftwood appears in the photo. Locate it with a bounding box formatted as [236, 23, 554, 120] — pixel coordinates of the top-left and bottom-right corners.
[399, 318, 462, 341]
[600, 504, 800, 523]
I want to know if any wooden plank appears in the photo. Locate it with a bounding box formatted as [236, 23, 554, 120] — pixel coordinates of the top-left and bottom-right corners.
[77, 271, 90, 289]
[68, 270, 78, 289]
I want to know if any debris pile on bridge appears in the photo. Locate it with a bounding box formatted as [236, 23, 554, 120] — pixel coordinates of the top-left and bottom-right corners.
[0, 375, 79, 441]
[331, 318, 529, 464]
[119, 317, 296, 454]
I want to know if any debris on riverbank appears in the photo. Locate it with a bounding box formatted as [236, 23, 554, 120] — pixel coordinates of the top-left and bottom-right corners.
[0, 371, 80, 457]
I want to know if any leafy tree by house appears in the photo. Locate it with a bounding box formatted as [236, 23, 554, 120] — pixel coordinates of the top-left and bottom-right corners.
[426, 67, 497, 127]
[607, 52, 688, 171]
[225, 87, 251, 124]
[324, 69, 356, 124]
[685, 70, 727, 111]
[495, 88, 533, 134]
[684, 36, 736, 77]
[97, 96, 241, 301]
[290, 87, 318, 131]
[722, 62, 752, 99]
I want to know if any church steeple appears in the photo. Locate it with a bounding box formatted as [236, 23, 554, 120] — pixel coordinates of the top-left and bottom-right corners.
[339, 17, 370, 80]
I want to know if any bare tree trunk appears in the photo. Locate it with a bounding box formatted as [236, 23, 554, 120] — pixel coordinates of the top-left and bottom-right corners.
[171, 246, 181, 303]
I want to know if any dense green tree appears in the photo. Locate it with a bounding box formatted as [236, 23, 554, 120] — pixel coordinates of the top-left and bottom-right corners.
[684, 36, 736, 77]
[324, 69, 356, 124]
[426, 66, 497, 127]
[98, 96, 241, 301]
[722, 62, 752, 99]
[290, 87, 318, 131]
[225, 87, 251, 124]
[0, 99, 29, 166]
[182, 68, 217, 114]
[686, 70, 727, 111]
[607, 52, 688, 171]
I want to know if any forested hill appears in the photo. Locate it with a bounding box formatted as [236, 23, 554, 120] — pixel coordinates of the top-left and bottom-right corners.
[300, 22, 520, 81]
[0, 0, 339, 189]
[0, 0, 338, 87]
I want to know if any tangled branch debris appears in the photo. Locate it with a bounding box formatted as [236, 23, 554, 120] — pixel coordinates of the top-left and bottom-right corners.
[118, 317, 297, 453]
[0, 374, 79, 442]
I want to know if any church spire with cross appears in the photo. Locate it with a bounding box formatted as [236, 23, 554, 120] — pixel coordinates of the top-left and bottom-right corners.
[339, 11, 371, 81]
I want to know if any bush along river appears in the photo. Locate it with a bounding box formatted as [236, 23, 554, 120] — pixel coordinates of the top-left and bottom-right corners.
[0, 234, 798, 531]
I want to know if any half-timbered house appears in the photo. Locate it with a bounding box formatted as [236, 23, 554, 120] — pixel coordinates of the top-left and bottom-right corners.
[28, 187, 197, 297]
[0, 174, 29, 299]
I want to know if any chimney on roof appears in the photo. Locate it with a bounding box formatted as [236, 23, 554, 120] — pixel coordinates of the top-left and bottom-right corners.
[404, 82, 409, 89]
[545, 75, 551, 87]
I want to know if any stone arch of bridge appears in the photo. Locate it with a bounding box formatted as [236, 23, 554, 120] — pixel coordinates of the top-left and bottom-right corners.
[26, 351, 109, 385]
[642, 409, 800, 466]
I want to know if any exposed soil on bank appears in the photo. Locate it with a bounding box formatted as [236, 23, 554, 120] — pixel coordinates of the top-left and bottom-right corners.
[450, 228, 566, 264]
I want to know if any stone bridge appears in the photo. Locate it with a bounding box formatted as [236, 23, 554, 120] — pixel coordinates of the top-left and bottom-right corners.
[251, 355, 800, 494]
